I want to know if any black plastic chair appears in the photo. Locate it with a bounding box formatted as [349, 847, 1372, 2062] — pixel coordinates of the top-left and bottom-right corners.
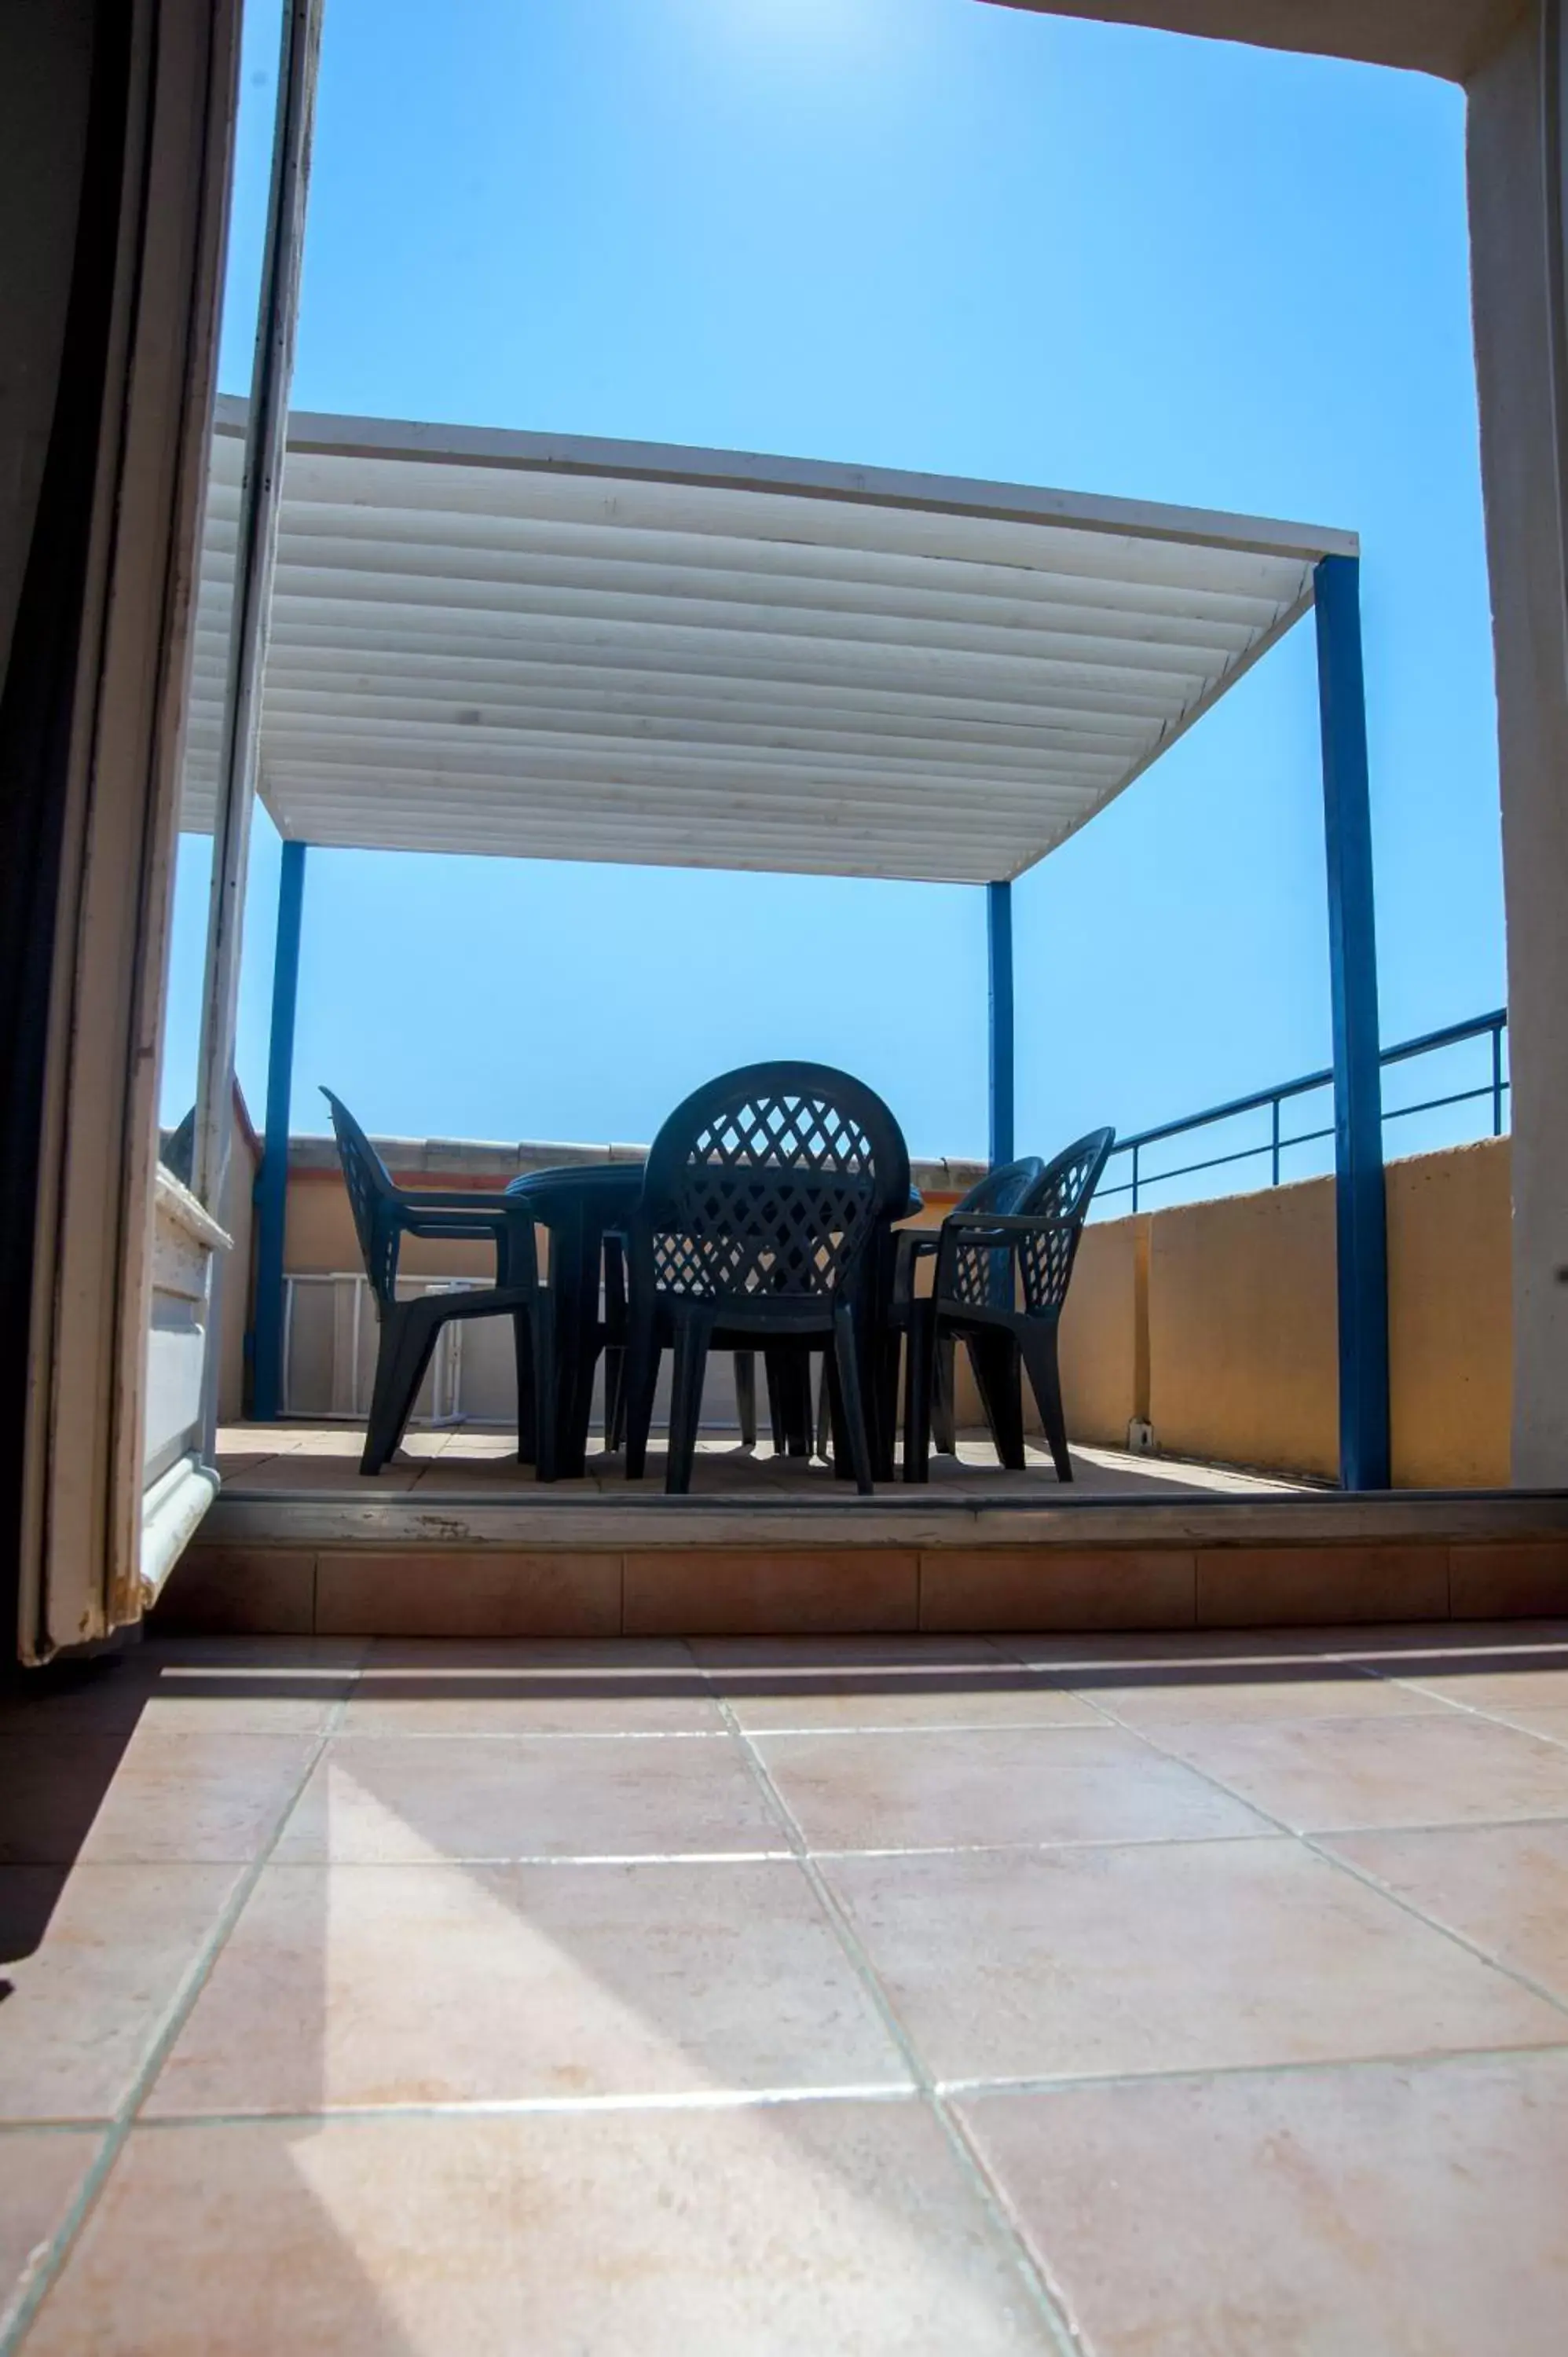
[903, 1127, 1114, 1483]
[621, 1062, 911, 1495]
[878, 1157, 1046, 1464]
[321, 1090, 556, 1478]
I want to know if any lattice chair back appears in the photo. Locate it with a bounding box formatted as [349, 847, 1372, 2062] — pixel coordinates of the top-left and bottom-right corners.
[639, 1062, 911, 1311]
[321, 1087, 402, 1307]
[947, 1155, 1045, 1311]
[945, 1128, 1115, 1319]
[1017, 1125, 1116, 1314]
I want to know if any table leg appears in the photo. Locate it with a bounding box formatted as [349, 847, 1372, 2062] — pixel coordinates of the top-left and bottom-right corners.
[550, 1204, 600, 1480]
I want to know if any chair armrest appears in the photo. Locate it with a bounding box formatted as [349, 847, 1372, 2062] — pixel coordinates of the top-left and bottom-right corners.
[889, 1226, 940, 1309]
[398, 1188, 527, 1212]
[935, 1211, 1078, 1316]
[942, 1214, 1063, 1241]
[397, 1197, 540, 1285]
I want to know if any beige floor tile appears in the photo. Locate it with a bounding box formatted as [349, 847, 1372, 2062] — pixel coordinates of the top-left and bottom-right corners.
[1383, 1656, 1568, 1714]
[999, 1627, 1365, 1671]
[723, 1675, 1102, 1734]
[823, 1838, 1566, 2083]
[0, 1648, 354, 1738]
[231, 1455, 421, 1491]
[1150, 1710, 1568, 1831]
[344, 1639, 720, 1735]
[0, 1864, 240, 2121]
[688, 1635, 1009, 1670]
[1083, 1661, 1453, 1726]
[958, 2054, 1568, 2357]
[274, 1732, 782, 1862]
[0, 1732, 317, 1866]
[1336, 1619, 1568, 1654]
[694, 1633, 1095, 1731]
[24, 2106, 1053, 2355]
[0, 2128, 101, 2341]
[1324, 1821, 1568, 2005]
[1481, 1702, 1568, 1744]
[137, 1636, 368, 1669]
[756, 1725, 1267, 1853]
[148, 1858, 907, 2114]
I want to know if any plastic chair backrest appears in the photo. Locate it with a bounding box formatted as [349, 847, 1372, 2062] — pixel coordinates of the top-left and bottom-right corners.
[951, 1156, 1046, 1310]
[639, 1061, 911, 1310]
[321, 1087, 402, 1305]
[956, 1156, 1046, 1219]
[1015, 1126, 1116, 1314]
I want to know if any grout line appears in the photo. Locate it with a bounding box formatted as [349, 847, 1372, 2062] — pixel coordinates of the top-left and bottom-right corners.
[131, 2084, 921, 2130]
[1068, 1687, 1568, 2029]
[935, 2036, 1568, 2101]
[0, 1668, 361, 2356]
[1297, 1831, 1568, 2025]
[1359, 1673, 1568, 1747]
[693, 1645, 1086, 2357]
[325, 1727, 733, 1742]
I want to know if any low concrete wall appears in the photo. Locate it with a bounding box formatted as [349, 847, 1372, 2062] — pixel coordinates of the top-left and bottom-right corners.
[1147, 1177, 1341, 1481]
[1055, 1138, 1513, 1489]
[1387, 1138, 1511, 1487]
[1057, 1215, 1149, 1449]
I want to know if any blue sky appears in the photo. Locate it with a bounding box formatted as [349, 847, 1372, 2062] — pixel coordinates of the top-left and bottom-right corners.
[163, 0, 1503, 1191]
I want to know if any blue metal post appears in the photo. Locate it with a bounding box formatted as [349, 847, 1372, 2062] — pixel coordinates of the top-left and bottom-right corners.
[1313, 555, 1390, 1490]
[987, 879, 1015, 1168]
[251, 841, 308, 1420]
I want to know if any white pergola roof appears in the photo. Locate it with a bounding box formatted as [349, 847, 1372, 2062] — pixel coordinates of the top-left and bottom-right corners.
[181, 399, 1354, 884]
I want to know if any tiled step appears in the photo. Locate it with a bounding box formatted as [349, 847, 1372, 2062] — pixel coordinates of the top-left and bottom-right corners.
[155, 1492, 1568, 1639]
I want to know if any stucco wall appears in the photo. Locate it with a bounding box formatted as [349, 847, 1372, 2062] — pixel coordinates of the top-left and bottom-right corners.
[1056, 1138, 1513, 1486]
[1057, 1215, 1148, 1448]
[1387, 1137, 1511, 1486]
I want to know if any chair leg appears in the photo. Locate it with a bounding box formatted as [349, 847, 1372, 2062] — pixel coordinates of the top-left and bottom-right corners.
[622, 1310, 660, 1481]
[815, 1357, 832, 1461]
[870, 1330, 900, 1482]
[665, 1314, 713, 1496]
[1020, 1323, 1072, 1482]
[603, 1236, 628, 1450]
[768, 1347, 811, 1457]
[763, 1347, 789, 1455]
[363, 1304, 438, 1475]
[932, 1336, 958, 1453]
[603, 1348, 626, 1451]
[903, 1303, 933, 1483]
[969, 1330, 1026, 1470]
[831, 1305, 874, 1497]
[529, 1288, 559, 1484]
[514, 1311, 537, 1465]
[734, 1351, 757, 1448]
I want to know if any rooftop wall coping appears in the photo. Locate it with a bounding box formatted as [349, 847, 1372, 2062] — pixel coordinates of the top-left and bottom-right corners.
[287, 1132, 987, 1197]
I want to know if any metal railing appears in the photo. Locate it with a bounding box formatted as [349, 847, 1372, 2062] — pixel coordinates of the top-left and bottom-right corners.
[1101, 1009, 1508, 1213]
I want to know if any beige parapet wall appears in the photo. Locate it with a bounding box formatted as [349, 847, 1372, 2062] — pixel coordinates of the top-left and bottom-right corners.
[1059, 1138, 1513, 1488]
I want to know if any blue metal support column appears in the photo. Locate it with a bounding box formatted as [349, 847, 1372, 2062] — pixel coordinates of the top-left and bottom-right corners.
[250, 841, 308, 1420]
[987, 878, 1015, 1168]
[1313, 555, 1390, 1490]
